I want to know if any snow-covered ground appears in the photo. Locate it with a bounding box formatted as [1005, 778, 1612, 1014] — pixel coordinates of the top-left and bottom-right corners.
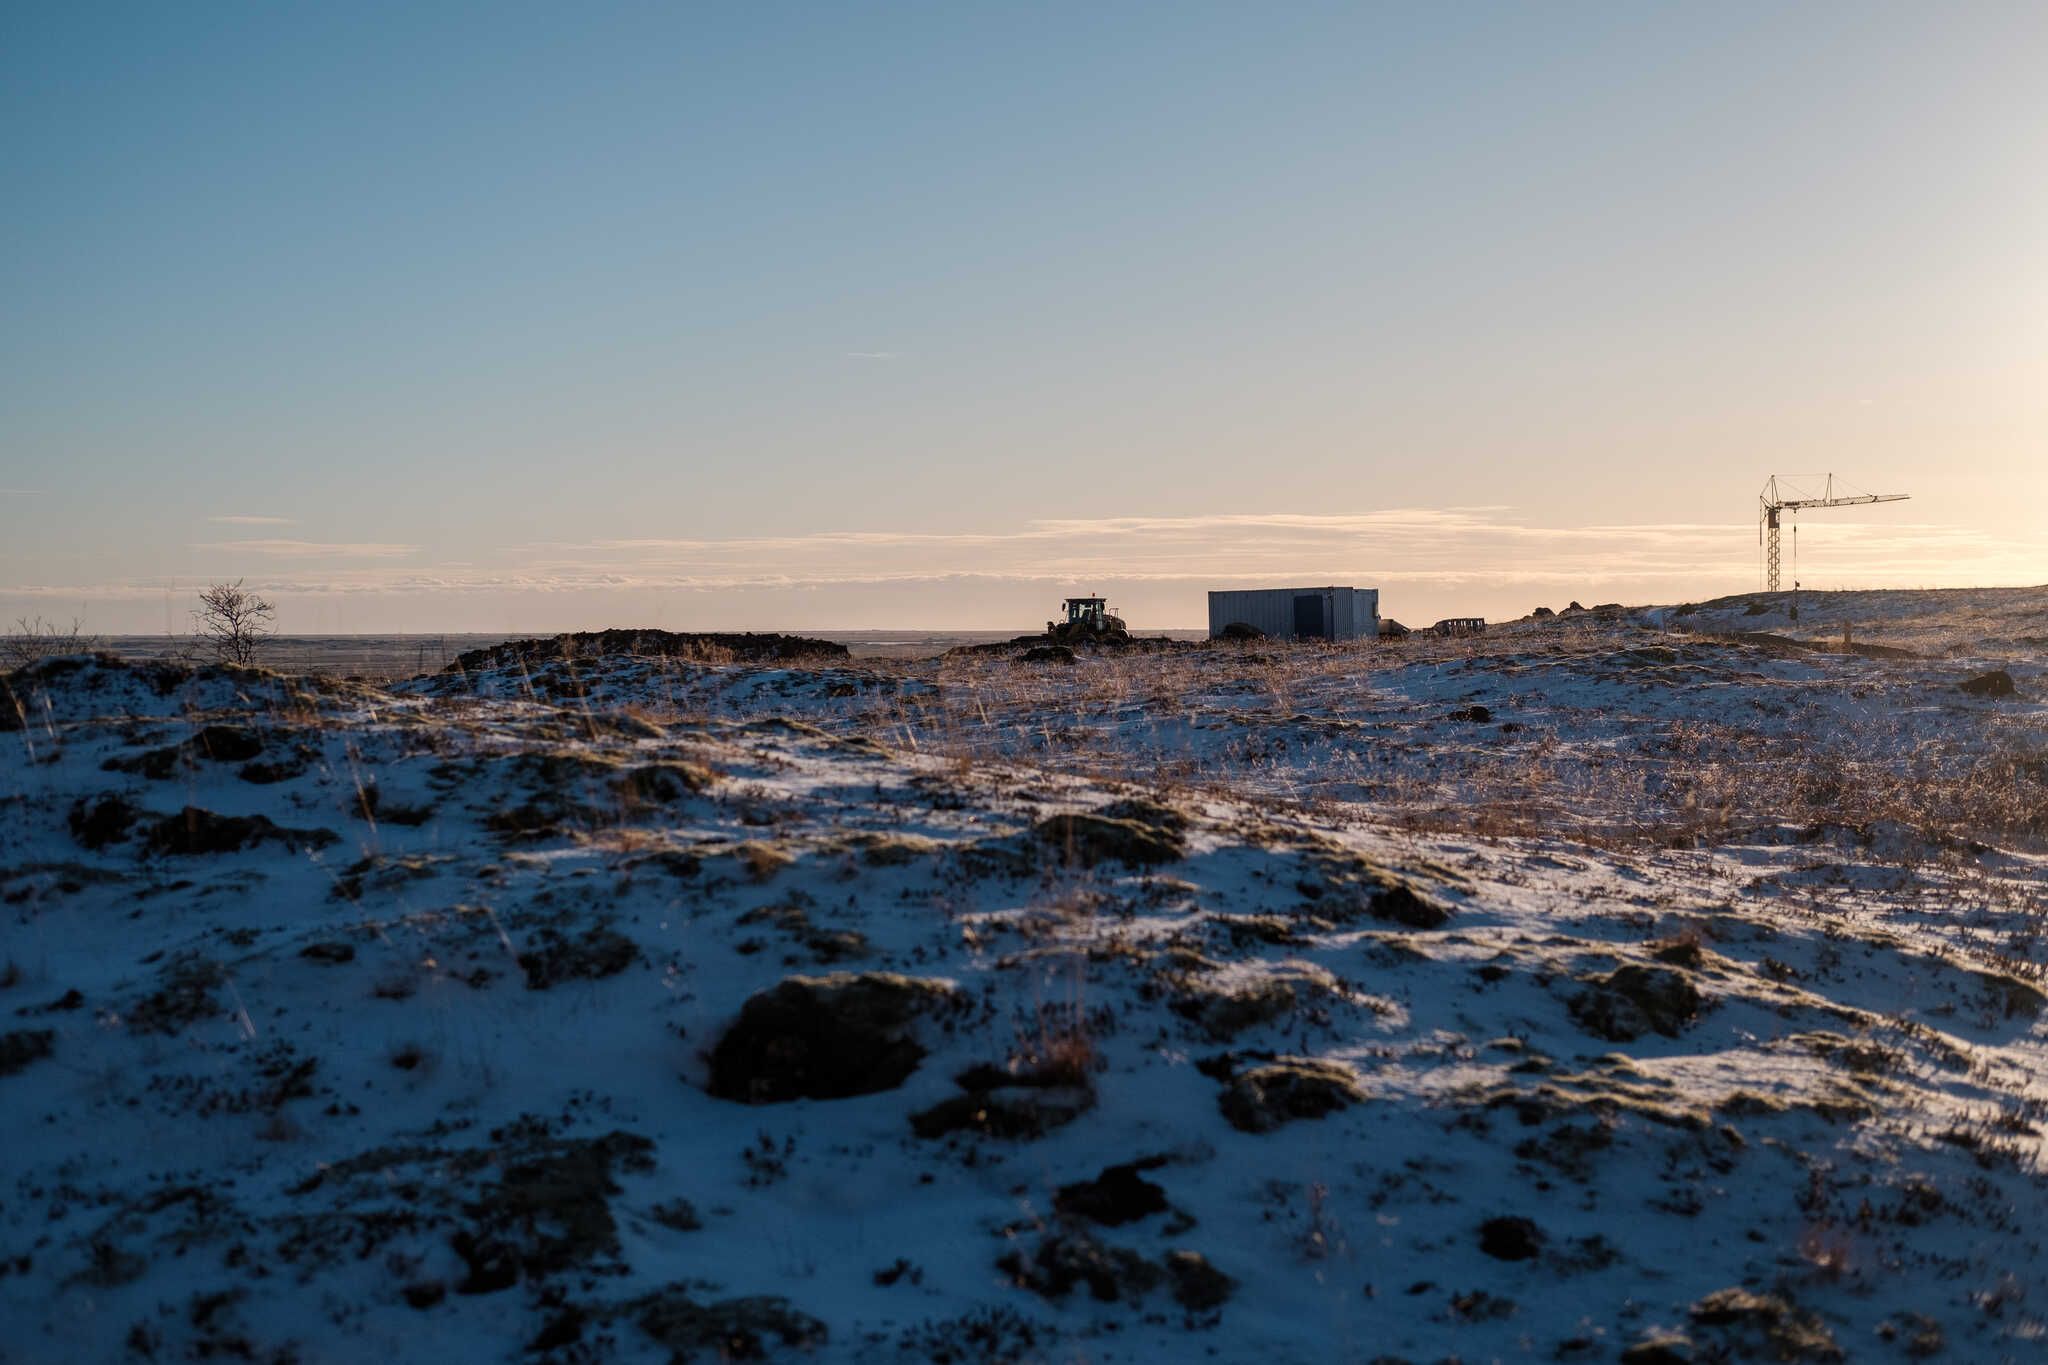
[4, 589, 2046, 1363]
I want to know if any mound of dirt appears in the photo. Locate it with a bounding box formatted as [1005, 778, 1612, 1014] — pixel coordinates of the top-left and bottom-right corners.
[444, 630, 848, 673]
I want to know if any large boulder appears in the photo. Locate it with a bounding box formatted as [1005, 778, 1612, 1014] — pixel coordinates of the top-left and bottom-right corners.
[707, 973, 961, 1103]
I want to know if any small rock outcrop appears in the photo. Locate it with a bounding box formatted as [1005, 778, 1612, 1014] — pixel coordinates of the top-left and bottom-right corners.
[1477, 1215, 1545, 1261]
[1958, 669, 2016, 698]
[1055, 1159, 1169, 1227]
[1217, 1057, 1365, 1133]
[1568, 965, 1702, 1042]
[708, 973, 961, 1103]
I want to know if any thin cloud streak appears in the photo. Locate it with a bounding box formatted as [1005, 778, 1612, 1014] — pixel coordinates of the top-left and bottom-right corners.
[207, 514, 297, 526]
[192, 539, 420, 559]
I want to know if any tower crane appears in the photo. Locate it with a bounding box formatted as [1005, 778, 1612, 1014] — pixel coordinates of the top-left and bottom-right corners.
[1758, 474, 1909, 592]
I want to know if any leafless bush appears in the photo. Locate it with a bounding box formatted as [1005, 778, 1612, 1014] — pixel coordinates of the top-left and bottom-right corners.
[2, 615, 98, 670]
[194, 581, 275, 665]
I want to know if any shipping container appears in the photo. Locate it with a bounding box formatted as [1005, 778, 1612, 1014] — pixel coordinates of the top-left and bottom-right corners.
[1207, 587, 1380, 641]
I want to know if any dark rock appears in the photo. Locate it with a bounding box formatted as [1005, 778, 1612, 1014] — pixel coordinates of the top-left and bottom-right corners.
[0, 1029, 55, 1078]
[1055, 1159, 1169, 1226]
[1164, 1250, 1234, 1311]
[1959, 669, 2016, 698]
[1218, 1057, 1365, 1133]
[186, 725, 263, 762]
[1619, 1335, 1695, 1364]
[708, 973, 961, 1103]
[1030, 811, 1185, 867]
[518, 926, 640, 990]
[1018, 645, 1077, 664]
[144, 807, 338, 856]
[402, 1281, 446, 1310]
[1532, 607, 1555, 619]
[68, 794, 141, 850]
[1446, 705, 1492, 723]
[459, 1129, 655, 1285]
[627, 1287, 828, 1360]
[1218, 622, 1266, 641]
[910, 1086, 1093, 1141]
[298, 942, 356, 965]
[1569, 965, 1702, 1041]
[1689, 1287, 1842, 1361]
[999, 1230, 1162, 1303]
[1477, 1215, 1545, 1261]
[450, 1232, 519, 1294]
[125, 957, 227, 1035]
[1299, 850, 1450, 928]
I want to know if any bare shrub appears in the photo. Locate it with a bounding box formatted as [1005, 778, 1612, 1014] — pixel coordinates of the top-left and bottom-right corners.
[194, 581, 275, 665]
[2, 616, 98, 670]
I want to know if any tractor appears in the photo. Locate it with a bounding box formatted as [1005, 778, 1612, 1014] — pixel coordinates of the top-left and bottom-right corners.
[1046, 596, 1128, 644]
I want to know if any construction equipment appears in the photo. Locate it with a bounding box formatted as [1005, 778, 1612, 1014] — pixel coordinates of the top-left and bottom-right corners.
[1046, 596, 1128, 643]
[1758, 475, 1909, 591]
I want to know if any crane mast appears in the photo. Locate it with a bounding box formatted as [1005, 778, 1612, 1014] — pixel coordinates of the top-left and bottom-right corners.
[1758, 474, 1910, 592]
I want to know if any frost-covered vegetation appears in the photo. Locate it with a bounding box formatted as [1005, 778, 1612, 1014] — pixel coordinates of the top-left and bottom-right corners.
[3, 588, 2045, 1362]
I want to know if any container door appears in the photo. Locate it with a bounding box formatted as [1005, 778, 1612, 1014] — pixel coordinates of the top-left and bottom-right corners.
[1292, 594, 1324, 639]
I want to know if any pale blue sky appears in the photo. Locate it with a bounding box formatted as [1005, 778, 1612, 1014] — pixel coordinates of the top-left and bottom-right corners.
[3, 2, 2043, 631]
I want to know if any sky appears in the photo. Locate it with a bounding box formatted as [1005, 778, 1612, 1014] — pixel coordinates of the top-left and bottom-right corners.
[3, 1, 2044, 633]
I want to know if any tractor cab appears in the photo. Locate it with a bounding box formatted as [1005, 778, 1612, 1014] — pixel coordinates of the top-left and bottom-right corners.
[1063, 597, 1111, 630]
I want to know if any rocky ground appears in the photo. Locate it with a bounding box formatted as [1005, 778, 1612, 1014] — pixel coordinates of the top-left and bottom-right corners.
[3, 588, 2046, 1363]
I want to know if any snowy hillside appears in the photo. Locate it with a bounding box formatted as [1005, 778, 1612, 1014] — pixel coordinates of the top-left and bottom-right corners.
[4, 597, 2046, 1363]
